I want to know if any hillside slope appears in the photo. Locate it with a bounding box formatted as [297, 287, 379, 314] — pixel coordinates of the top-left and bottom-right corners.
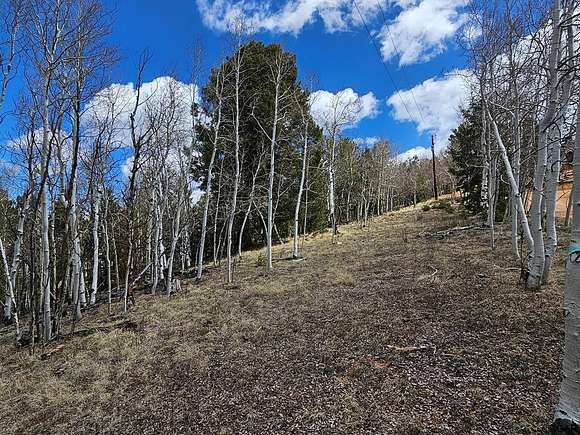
[0, 207, 565, 434]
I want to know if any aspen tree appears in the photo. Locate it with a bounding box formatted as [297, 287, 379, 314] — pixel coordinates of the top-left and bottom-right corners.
[552, 80, 580, 435]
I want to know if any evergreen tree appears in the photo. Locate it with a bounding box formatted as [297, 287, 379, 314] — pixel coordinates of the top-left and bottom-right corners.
[449, 101, 485, 215]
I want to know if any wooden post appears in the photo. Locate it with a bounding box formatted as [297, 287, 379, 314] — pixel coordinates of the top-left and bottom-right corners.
[431, 135, 439, 200]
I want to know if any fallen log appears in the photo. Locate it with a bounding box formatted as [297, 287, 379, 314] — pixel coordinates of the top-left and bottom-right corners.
[40, 344, 65, 360]
[416, 225, 475, 239]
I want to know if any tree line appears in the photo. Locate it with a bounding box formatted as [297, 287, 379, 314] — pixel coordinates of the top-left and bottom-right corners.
[0, 1, 452, 347]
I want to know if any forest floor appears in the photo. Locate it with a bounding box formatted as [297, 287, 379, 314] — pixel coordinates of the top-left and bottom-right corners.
[0, 202, 567, 434]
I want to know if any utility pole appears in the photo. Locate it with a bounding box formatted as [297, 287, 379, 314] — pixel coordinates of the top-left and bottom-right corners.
[431, 134, 439, 200]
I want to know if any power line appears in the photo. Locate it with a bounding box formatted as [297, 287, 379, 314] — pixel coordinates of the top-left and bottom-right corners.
[351, 0, 417, 125]
[375, 1, 428, 126]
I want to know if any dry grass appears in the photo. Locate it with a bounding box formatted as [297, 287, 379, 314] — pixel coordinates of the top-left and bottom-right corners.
[0, 204, 566, 434]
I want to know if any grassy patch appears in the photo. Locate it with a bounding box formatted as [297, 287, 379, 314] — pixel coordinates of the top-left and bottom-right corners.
[0, 206, 566, 434]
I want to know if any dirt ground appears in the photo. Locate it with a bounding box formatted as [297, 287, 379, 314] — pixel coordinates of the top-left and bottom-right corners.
[0, 205, 567, 434]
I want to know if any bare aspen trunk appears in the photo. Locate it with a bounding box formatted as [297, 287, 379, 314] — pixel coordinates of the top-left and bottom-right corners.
[3, 193, 29, 322]
[89, 185, 102, 305]
[302, 162, 310, 249]
[480, 75, 490, 220]
[50, 207, 57, 318]
[123, 238, 133, 313]
[511, 109, 522, 259]
[112, 222, 120, 298]
[527, 0, 561, 289]
[364, 199, 369, 225]
[482, 95, 497, 250]
[346, 185, 352, 221]
[543, 22, 573, 285]
[166, 182, 183, 296]
[552, 93, 580, 433]
[266, 74, 281, 273]
[70, 176, 83, 321]
[197, 72, 222, 280]
[40, 165, 51, 341]
[102, 196, 112, 315]
[40, 74, 52, 342]
[0, 236, 19, 338]
[488, 146, 497, 251]
[508, 43, 522, 259]
[0, 2, 19, 112]
[238, 200, 252, 259]
[213, 159, 223, 266]
[329, 133, 338, 243]
[152, 192, 161, 294]
[227, 45, 242, 284]
[146, 197, 153, 281]
[79, 261, 87, 307]
[239, 153, 262, 258]
[543, 128, 563, 284]
[488, 110, 534, 257]
[294, 121, 308, 259]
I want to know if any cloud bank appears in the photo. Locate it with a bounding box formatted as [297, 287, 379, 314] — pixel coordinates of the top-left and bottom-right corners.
[195, 0, 469, 65]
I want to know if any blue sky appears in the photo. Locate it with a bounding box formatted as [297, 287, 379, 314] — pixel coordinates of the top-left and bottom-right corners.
[2, 0, 473, 161]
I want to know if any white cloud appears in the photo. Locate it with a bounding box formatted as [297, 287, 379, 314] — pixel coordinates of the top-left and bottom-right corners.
[0, 159, 19, 178]
[352, 136, 381, 147]
[121, 155, 134, 179]
[195, 0, 388, 34]
[195, 0, 467, 64]
[309, 88, 379, 133]
[379, 0, 469, 65]
[387, 69, 471, 158]
[395, 145, 432, 161]
[83, 77, 200, 150]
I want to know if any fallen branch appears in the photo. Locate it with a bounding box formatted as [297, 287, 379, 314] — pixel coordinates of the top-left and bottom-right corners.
[385, 344, 432, 353]
[428, 265, 439, 277]
[40, 344, 65, 360]
[131, 263, 151, 288]
[68, 319, 141, 338]
[416, 225, 475, 239]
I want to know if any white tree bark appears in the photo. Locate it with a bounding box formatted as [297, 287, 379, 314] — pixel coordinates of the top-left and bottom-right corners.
[543, 20, 574, 285]
[70, 161, 83, 321]
[552, 89, 580, 433]
[166, 207, 181, 296]
[0, 235, 19, 338]
[293, 113, 309, 259]
[266, 70, 281, 273]
[527, 0, 562, 289]
[39, 72, 53, 342]
[196, 69, 223, 280]
[507, 37, 523, 260]
[166, 172, 185, 296]
[89, 184, 102, 305]
[488, 109, 535, 257]
[213, 159, 224, 266]
[3, 193, 29, 323]
[152, 185, 163, 294]
[0, 0, 21, 111]
[238, 151, 263, 258]
[329, 132, 338, 243]
[102, 195, 112, 314]
[226, 33, 243, 284]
